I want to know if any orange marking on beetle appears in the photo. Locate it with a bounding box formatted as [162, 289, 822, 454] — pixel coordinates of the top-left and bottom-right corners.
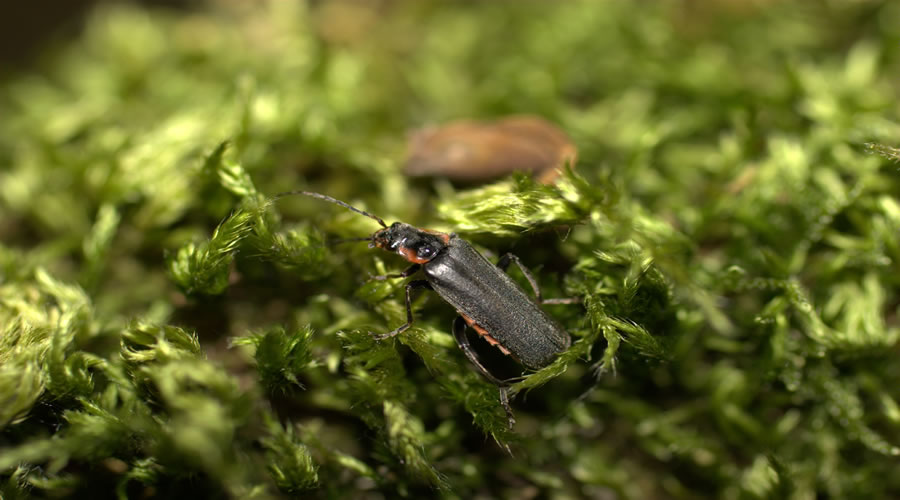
[460, 313, 512, 356]
[422, 229, 451, 244]
[398, 246, 430, 264]
[484, 335, 512, 356]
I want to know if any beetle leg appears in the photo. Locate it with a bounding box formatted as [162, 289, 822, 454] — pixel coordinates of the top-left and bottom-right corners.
[452, 316, 507, 385]
[453, 316, 517, 428]
[370, 264, 421, 281]
[497, 253, 580, 305]
[371, 280, 431, 340]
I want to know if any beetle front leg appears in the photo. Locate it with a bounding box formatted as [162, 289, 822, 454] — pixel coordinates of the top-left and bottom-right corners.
[370, 264, 421, 281]
[497, 253, 579, 305]
[453, 316, 517, 428]
[371, 280, 431, 340]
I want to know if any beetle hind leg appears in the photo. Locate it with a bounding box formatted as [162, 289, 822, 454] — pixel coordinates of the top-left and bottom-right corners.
[497, 252, 580, 305]
[452, 316, 518, 428]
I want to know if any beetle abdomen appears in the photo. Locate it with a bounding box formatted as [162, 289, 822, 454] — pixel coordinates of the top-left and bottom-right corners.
[459, 313, 514, 357]
[423, 237, 570, 370]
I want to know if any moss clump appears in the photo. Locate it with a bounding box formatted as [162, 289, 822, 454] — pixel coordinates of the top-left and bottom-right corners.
[2, 1, 900, 498]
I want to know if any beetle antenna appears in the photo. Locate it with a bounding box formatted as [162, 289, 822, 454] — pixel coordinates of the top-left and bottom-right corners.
[326, 236, 375, 246]
[274, 190, 388, 228]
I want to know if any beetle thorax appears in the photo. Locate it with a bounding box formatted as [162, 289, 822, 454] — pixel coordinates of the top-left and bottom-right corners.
[372, 222, 451, 264]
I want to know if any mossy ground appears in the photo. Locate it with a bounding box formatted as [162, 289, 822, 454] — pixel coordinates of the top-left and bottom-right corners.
[2, 1, 900, 498]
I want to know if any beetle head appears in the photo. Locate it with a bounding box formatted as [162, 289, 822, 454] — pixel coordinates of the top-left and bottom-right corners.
[372, 222, 451, 264]
[272, 191, 452, 264]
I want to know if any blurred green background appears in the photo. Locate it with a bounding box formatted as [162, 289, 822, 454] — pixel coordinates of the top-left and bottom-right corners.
[2, 1, 900, 498]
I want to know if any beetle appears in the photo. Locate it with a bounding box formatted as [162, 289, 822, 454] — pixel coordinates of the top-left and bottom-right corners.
[280, 191, 575, 427]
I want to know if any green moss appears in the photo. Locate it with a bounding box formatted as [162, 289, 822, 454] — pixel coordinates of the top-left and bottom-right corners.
[2, 1, 900, 498]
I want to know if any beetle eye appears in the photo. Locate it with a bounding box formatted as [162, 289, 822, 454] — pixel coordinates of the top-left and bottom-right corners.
[417, 246, 435, 259]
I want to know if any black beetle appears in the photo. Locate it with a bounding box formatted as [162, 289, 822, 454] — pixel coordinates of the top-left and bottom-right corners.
[281, 191, 575, 427]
